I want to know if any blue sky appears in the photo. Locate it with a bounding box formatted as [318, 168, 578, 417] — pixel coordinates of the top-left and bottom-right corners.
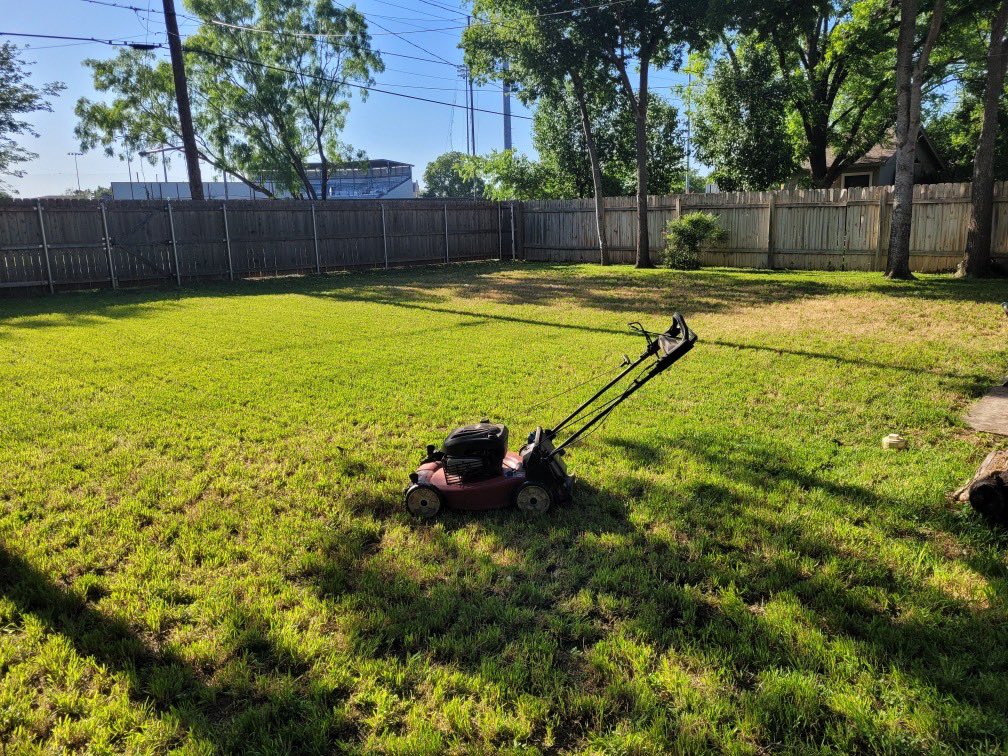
[4, 0, 690, 197]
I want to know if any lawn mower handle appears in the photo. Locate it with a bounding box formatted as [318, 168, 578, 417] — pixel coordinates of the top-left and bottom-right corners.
[547, 313, 695, 444]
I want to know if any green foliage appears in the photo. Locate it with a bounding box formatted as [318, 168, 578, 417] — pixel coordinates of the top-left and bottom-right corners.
[532, 85, 686, 197]
[693, 42, 797, 190]
[924, 8, 1008, 181]
[727, 2, 900, 186]
[62, 186, 112, 200]
[1, 264, 1007, 751]
[459, 149, 555, 200]
[0, 43, 65, 192]
[421, 151, 485, 199]
[75, 0, 381, 199]
[662, 212, 725, 269]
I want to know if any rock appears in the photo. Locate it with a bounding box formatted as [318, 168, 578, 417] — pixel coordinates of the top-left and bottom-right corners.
[882, 433, 907, 450]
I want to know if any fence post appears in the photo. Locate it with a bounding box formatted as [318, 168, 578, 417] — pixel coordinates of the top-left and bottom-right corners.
[675, 195, 681, 221]
[510, 203, 516, 261]
[166, 201, 181, 287]
[35, 201, 54, 293]
[100, 203, 117, 289]
[311, 203, 320, 274]
[875, 189, 887, 272]
[498, 204, 503, 260]
[222, 202, 234, 281]
[766, 193, 775, 270]
[381, 203, 389, 269]
[444, 203, 450, 263]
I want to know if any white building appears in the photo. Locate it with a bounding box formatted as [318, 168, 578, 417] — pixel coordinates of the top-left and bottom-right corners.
[112, 159, 418, 200]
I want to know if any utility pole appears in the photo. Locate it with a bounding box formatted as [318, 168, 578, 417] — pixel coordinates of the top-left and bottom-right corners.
[162, 0, 204, 200]
[68, 152, 82, 192]
[466, 15, 476, 199]
[503, 61, 512, 151]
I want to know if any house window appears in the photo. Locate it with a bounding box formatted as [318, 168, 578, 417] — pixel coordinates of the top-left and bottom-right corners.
[843, 173, 871, 188]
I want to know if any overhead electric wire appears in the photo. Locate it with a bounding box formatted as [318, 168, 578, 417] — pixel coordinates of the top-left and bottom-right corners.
[0, 30, 158, 48]
[329, 0, 456, 66]
[79, 0, 461, 67]
[180, 42, 532, 119]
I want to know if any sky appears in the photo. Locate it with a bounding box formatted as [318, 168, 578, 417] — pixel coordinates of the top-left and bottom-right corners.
[2, 0, 690, 197]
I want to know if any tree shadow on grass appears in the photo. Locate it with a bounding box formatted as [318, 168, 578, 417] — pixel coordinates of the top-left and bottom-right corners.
[9, 260, 1005, 331]
[0, 547, 354, 752]
[307, 429, 1008, 751]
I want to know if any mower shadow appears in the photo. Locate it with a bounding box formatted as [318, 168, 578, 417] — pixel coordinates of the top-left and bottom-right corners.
[307, 428, 1008, 750]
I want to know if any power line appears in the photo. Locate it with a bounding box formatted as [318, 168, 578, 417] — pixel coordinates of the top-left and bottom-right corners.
[200, 19, 459, 67]
[80, 0, 461, 67]
[329, 0, 456, 66]
[181, 43, 532, 119]
[368, 0, 463, 22]
[0, 30, 158, 49]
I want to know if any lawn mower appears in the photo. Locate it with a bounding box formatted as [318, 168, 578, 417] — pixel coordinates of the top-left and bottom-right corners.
[404, 312, 697, 518]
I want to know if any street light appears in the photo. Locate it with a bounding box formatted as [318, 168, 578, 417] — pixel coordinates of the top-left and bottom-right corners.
[67, 151, 83, 192]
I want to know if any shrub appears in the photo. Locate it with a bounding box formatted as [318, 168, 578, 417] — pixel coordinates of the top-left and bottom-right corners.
[662, 212, 725, 269]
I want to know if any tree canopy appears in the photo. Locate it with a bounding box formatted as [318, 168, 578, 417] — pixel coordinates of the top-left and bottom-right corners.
[421, 151, 485, 198]
[533, 85, 686, 197]
[693, 40, 796, 190]
[0, 43, 65, 194]
[75, 0, 381, 199]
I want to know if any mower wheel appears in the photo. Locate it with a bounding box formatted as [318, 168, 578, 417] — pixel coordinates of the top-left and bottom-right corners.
[515, 482, 551, 514]
[405, 484, 443, 518]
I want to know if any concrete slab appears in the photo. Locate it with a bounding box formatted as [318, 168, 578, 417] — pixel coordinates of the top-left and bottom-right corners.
[966, 386, 1008, 436]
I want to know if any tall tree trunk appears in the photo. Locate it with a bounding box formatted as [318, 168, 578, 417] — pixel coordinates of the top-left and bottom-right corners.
[634, 63, 651, 268]
[886, 0, 943, 280]
[960, 0, 1008, 278]
[612, 55, 650, 267]
[633, 108, 650, 267]
[572, 74, 610, 265]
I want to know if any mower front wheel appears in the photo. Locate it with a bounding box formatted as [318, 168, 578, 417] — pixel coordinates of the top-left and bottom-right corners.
[405, 483, 443, 519]
[514, 482, 552, 514]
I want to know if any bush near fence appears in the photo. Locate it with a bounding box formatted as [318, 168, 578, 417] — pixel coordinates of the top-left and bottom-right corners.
[2, 182, 1004, 294]
[522, 182, 1005, 273]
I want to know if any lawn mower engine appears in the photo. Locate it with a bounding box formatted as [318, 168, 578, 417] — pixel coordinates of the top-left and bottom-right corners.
[404, 313, 696, 518]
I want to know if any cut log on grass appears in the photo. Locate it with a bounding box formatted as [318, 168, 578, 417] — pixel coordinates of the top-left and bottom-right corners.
[954, 449, 1008, 524]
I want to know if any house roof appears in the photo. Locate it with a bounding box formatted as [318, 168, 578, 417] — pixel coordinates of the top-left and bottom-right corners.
[800, 128, 946, 173]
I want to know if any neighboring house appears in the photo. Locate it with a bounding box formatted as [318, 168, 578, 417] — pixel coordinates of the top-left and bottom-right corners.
[791, 129, 946, 189]
[111, 158, 417, 200]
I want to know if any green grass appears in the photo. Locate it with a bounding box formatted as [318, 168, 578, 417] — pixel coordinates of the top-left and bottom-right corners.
[1, 262, 1007, 753]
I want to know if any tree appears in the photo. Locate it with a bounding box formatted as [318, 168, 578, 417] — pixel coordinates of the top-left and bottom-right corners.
[693, 38, 797, 190]
[75, 0, 381, 199]
[532, 85, 685, 196]
[886, 0, 945, 280]
[63, 186, 112, 200]
[742, 0, 898, 188]
[960, 0, 1008, 277]
[570, 1, 712, 267]
[0, 43, 65, 194]
[422, 151, 485, 198]
[459, 150, 555, 200]
[923, 7, 1003, 180]
[464, 0, 614, 263]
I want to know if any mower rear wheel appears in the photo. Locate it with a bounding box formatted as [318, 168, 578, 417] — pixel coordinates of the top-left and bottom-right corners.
[405, 484, 443, 518]
[515, 482, 551, 514]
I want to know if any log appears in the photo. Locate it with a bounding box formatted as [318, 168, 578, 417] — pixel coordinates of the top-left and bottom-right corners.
[955, 449, 1008, 524]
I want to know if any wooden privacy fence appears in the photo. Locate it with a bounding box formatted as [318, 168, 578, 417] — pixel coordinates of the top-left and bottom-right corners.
[522, 182, 1008, 272]
[0, 198, 518, 293]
